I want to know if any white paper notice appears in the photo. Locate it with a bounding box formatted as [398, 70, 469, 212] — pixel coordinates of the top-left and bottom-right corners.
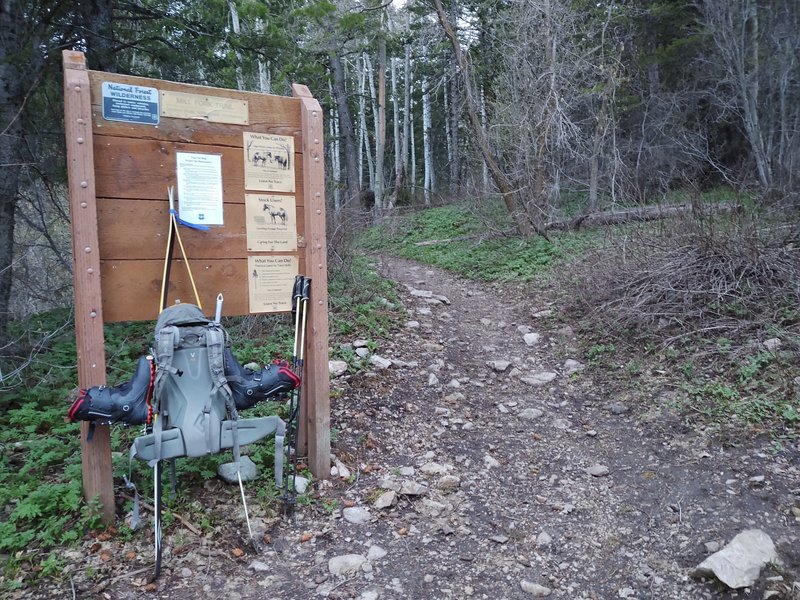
[176, 152, 224, 226]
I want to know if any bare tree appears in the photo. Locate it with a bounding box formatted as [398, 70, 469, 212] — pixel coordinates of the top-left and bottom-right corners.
[697, 0, 800, 193]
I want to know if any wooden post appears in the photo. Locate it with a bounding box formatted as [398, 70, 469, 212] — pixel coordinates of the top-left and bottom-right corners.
[63, 51, 115, 523]
[292, 84, 331, 479]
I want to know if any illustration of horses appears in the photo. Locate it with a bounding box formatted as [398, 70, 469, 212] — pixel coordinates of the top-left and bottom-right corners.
[262, 204, 287, 224]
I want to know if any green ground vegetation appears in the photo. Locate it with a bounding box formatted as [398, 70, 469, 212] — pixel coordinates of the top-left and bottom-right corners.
[0, 255, 402, 588]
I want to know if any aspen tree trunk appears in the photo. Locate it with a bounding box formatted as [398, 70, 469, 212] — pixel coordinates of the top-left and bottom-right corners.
[443, 78, 452, 173]
[375, 31, 387, 210]
[359, 54, 375, 190]
[422, 46, 434, 207]
[227, 1, 246, 90]
[391, 56, 401, 206]
[328, 79, 341, 211]
[448, 0, 460, 195]
[255, 19, 271, 93]
[480, 84, 489, 192]
[411, 102, 417, 198]
[403, 42, 411, 180]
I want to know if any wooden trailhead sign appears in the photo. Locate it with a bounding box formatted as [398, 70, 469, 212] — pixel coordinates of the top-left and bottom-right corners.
[63, 51, 330, 521]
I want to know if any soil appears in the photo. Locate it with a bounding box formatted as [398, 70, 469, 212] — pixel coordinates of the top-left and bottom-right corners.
[19, 255, 800, 599]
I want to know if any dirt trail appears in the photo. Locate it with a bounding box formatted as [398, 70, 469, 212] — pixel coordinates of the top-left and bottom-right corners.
[29, 255, 800, 599]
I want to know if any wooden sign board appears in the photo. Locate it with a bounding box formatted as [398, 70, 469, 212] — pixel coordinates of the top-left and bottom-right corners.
[63, 51, 330, 521]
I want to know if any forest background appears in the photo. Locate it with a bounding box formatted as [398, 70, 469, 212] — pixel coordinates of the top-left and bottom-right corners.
[0, 0, 799, 587]
[0, 0, 798, 340]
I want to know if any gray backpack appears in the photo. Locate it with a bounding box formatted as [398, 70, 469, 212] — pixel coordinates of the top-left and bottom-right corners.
[131, 303, 286, 475]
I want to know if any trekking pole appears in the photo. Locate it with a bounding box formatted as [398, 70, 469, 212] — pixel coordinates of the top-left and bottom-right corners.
[284, 276, 310, 516]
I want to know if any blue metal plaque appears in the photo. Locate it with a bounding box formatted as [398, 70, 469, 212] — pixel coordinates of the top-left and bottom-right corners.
[102, 82, 160, 125]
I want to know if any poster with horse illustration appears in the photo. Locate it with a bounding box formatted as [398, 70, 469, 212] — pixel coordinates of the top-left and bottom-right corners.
[244, 193, 297, 252]
[243, 131, 295, 192]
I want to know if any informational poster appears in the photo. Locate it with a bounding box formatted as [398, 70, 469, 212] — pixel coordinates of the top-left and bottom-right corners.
[243, 132, 295, 192]
[245, 194, 297, 252]
[102, 82, 159, 125]
[176, 152, 224, 226]
[160, 90, 249, 125]
[248, 255, 298, 313]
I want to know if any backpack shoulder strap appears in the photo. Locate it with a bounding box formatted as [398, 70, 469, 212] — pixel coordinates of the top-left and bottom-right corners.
[204, 324, 238, 457]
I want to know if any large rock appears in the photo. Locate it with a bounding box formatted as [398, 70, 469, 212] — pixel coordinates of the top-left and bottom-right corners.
[521, 371, 557, 386]
[328, 554, 366, 576]
[329, 360, 348, 377]
[691, 529, 780, 588]
[218, 456, 259, 483]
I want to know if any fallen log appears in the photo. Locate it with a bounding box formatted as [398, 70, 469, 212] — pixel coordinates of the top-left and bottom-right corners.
[411, 203, 744, 247]
[547, 203, 743, 231]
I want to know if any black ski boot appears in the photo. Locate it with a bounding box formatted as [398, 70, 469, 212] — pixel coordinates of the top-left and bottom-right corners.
[224, 349, 300, 410]
[68, 355, 154, 425]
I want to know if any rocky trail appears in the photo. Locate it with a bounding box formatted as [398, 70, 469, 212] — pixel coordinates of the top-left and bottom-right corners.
[27, 255, 800, 599]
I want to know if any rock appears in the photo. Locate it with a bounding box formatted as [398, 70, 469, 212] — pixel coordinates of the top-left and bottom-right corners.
[618, 588, 635, 598]
[519, 408, 544, 420]
[491, 535, 509, 544]
[487, 360, 511, 372]
[332, 460, 351, 480]
[763, 338, 782, 352]
[329, 360, 348, 377]
[343, 507, 371, 524]
[536, 531, 553, 546]
[563, 359, 585, 375]
[444, 392, 465, 402]
[417, 307, 432, 316]
[523, 333, 541, 346]
[691, 529, 781, 588]
[218, 456, 259, 483]
[373, 490, 397, 509]
[520, 371, 557, 386]
[180, 567, 193, 578]
[369, 354, 392, 369]
[447, 378, 461, 388]
[399, 480, 427, 495]
[586, 430, 598, 437]
[555, 325, 575, 339]
[705, 541, 720, 553]
[420, 462, 450, 475]
[353, 339, 369, 348]
[520, 580, 551, 596]
[328, 554, 367, 576]
[552, 418, 571, 430]
[405, 320, 420, 329]
[249, 561, 270, 572]
[367, 545, 387, 561]
[428, 373, 440, 386]
[437, 475, 461, 494]
[355, 347, 370, 358]
[586, 464, 610, 477]
[358, 590, 381, 600]
[410, 289, 433, 298]
[432, 294, 451, 305]
[294, 475, 309, 494]
[517, 325, 532, 334]
[418, 499, 447, 517]
[608, 402, 629, 415]
[484, 454, 501, 469]
[531, 309, 553, 319]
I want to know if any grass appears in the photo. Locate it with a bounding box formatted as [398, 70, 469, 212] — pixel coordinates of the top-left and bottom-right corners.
[0, 256, 401, 589]
[360, 203, 602, 282]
